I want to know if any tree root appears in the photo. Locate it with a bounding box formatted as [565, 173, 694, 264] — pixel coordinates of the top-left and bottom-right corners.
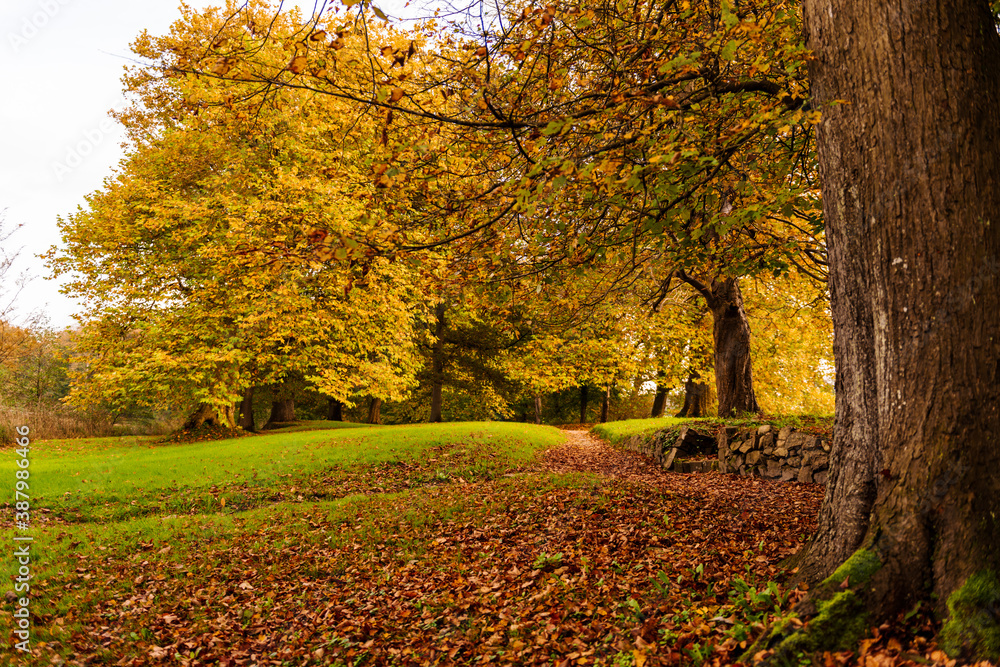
[741, 549, 882, 665]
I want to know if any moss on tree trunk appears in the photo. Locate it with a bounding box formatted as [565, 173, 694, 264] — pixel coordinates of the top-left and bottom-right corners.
[744, 548, 882, 665]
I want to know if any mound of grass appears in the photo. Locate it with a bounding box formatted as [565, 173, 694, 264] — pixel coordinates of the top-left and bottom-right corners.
[261, 419, 370, 434]
[156, 423, 250, 444]
[0, 421, 564, 524]
[590, 416, 697, 445]
[592, 414, 835, 448]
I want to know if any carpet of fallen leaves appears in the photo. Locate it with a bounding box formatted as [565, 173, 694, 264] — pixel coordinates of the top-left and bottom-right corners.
[5, 431, 989, 667]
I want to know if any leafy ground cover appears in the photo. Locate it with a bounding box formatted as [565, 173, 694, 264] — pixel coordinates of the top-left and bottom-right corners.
[1, 424, 962, 666]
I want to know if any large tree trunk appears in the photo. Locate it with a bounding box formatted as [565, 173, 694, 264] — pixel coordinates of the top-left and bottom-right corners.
[675, 372, 709, 418]
[367, 396, 382, 425]
[707, 278, 760, 416]
[579, 385, 589, 423]
[429, 302, 447, 423]
[326, 398, 343, 422]
[238, 387, 256, 432]
[785, 0, 1000, 660]
[533, 395, 542, 425]
[599, 385, 610, 423]
[263, 398, 295, 429]
[678, 272, 760, 416]
[182, 403, 236, 430]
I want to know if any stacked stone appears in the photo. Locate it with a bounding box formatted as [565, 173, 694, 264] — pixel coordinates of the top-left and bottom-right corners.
[622, 426, 717, 471]
[718, 424, 830, 484]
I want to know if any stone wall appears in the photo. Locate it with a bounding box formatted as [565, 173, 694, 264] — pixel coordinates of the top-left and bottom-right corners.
[611, 422, 832, 484]
[617, 425, 720, 474]
[718, 425, 830, 484]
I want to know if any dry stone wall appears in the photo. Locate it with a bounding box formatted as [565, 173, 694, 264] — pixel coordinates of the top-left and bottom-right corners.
[617, 425, 720, 474]
[612, 422, 831, 484]
[718, 424, 830, 484]
[619, 426, 717, 470]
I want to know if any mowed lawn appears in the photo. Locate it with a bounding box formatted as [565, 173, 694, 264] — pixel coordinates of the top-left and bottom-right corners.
[0, 421, 563, 523]
[0, 421, 825, 667]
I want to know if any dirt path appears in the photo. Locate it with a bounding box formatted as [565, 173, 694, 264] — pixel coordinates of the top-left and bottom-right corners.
[537, 429, 677, 485]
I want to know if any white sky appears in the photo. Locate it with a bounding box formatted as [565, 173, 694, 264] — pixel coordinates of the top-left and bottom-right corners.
[0, 0, 421, 330]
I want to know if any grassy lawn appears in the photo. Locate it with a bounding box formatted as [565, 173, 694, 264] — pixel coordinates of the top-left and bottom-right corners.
[0, 421, 562, 524]
[589, 417, 700, 445]
[590, 415, 835, 448]
[0, 420, 831, 666]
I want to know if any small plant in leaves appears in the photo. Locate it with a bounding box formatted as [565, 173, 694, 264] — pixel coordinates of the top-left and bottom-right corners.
[532, 551, 563, 570]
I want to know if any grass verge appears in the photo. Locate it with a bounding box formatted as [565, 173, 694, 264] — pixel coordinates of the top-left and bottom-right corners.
[589, 417, 698, 445]
[0, 422, 563, 524]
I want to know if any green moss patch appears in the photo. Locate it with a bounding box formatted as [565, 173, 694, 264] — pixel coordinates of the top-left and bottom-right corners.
[940, 570, 1000, 661]
[740, 547, 883, 665]
[741, 590, 869, 666]
[822, 548, 882, 591]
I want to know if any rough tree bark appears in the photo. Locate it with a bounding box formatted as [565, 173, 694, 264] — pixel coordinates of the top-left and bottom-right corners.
[238, 387, 256, 432]
[766, 0, 1000, 660]
[675, 372, 709, 418]
[326, 398, 343, 422]
[579, 385, 589, 423]
[182, 403, 236, 430]
[677, 272, 760, 416]
[429, 302, 447, 423]
[263, 398, 295, 429]
[367, 397, 382, 425]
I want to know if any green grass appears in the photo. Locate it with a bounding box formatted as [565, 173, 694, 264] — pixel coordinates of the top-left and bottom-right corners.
[0, 418, 829, 666]
[590, 416, 699, 444]
[260, 420, 371, 434]
[1, 421, 564, 523]
[0, 472, 623, 664]
[591, 414, 835, 447]
[0, 422, 572, 663]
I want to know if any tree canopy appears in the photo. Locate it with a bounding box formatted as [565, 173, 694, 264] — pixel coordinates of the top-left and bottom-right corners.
[50, 0, 835, 426]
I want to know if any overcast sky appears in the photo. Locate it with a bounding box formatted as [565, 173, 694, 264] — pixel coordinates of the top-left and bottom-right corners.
[0, 0, 422, 330]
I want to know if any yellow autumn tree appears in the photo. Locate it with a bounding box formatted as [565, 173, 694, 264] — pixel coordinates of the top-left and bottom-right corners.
[163, 0, 826, 417]
[49, 2, 436, 426]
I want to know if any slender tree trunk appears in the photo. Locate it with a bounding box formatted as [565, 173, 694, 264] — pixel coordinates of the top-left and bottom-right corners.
[367, 397, 382, 425]
[678, 272, 760, 416]
[600, 385, 610, 423]
[579, 385, 589, 424]
[182, 403, 236, 430]
[238, 387, 256, 432]
[787, 0, 1000, 659]
[675, 372, 709, 418]
[326, 398, 343, 422]
[650, 371, 668, 417]
[533, 395, 542, 425]
[429, 302, 447, 423]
